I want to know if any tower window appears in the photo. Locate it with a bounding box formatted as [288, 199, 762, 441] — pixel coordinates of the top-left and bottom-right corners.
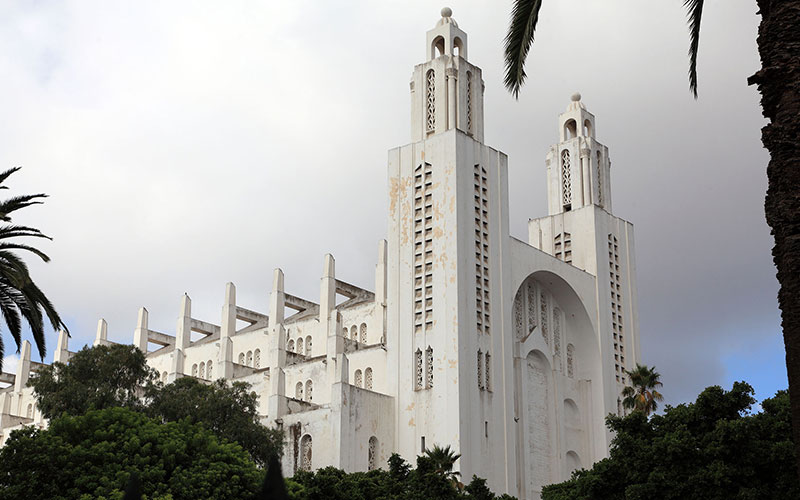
[426, 70, 436, 133]
[561, 149, 572, 210]
[425, 346, 434, 389]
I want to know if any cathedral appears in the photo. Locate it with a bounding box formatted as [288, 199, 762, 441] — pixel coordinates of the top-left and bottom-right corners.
[0, 9, 641, 499]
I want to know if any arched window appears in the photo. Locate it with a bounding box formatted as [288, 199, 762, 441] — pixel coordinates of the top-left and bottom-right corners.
[453, 37, 463, 57]
[26, 404, 33, 419]
[540, 291, 550, 345]
[561, 149, 572, 210]
[360, 323, 367, 344]
[425, 346, 434, 389]
[583, 119, 592, 137]
[415, 349, 423, 390]
[368, 436, 378, 470]
[297, 338, 304, 356]
[564, 119, 577, 139]
[254, 349, 261, 369]
[199, 362, 205, 379]
[300, 434, 312, 471]
[192, 364, 198, 377]
[239, 352, 246, 364]
[296, 381, 304, 400]
[567, 343, 575, 379]
[351, 325, 358, 342]
[207, 360, 213, 379]
[485, 352, 491, 391]
[426, 69, 436, 133]
[431, 36, 445, 59]
[365, 367, 373, 390]
[246, 350, 253, 366]
[305, 336, 312, 356]
[477, 349, 484, 390]
[306, 380, 313, 402]
[162, 371, 168, 383]
[466, 71, 473, 133]
[287, 340, 295, 353]
[355, 369, 363, 388]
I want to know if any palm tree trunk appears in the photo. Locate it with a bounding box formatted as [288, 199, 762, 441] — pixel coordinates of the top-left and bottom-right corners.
[748, 0, 800, 479]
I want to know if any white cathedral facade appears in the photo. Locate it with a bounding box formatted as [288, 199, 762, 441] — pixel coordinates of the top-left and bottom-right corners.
[0, 10, 641, 499]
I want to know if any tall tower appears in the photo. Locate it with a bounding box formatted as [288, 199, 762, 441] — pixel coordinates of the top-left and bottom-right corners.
[530, 94, 641, 407]
[386, 7, 511, 486]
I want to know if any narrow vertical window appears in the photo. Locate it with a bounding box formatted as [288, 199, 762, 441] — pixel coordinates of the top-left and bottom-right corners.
[305, 337, 312, 357]
[207, 360, 213, 379]
[466, 71, 473, 133]
[296, 339, 303, 357]
[553, 308, 562, 357]
[368, 436, 378, 470]
[425, 346, 434, 388]
[355, 369, 363, 388]
[254, 349, 261, 368]
[26, 404, 33, 419]
[426, 70, 436, 133]
[365, 367, 373, 390]
[485, 352, 491, 391]
[300, 435, 312, 471]
[561, 149, 572, 210]
[199, 362, 205, 379]
[306, 380, 313, 402]
[192, 364, 198, 377]
[540, 292, 549, 345]
[477, 349, 484, 390]
[296, 382, 304, 400]
[351, 325, 358, 341]
[567, 343, 575, 379]
[415, 349, 423, 390]
[360, 323, 367, 344]
[596, 150, 603, 206]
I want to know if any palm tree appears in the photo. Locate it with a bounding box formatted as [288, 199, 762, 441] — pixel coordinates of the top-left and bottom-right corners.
[0, 167, 67, 371]
[423, 444, 461, 483]
[620, 364, 664, 416]
[504, 0, 800, 477]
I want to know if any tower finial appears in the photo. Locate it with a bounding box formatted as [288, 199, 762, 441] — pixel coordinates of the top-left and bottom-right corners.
[571, 92, 581, 102]
[441, 7, 452, 18]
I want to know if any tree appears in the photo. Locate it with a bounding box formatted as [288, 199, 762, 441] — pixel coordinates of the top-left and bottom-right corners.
[0, 407, 263, 500]
[504, 0, 800, 477]
[148, 376, 284, 466]
[423, 444, 462, 483]
[0, 166, 67, 371]
[30, 343, 158, 418]
[541, 382, 799, 500]
[621, 364, 664, 416]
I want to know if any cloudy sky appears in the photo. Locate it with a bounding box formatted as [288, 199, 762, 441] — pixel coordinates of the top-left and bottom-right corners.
[0, 1, 780, 408]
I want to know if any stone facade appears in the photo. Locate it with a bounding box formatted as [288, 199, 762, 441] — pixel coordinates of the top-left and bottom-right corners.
[0, 10, 641, 500]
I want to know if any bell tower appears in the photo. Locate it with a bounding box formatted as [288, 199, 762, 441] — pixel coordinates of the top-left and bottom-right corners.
[387, 7, 512, 492]
[545, 93, 611, 215]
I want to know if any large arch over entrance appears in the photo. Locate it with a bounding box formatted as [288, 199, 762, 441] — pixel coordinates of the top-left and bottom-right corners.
[511, 270, 600, 499]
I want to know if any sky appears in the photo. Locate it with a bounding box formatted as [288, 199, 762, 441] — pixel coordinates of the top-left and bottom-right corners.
[0, 0, 783, 408]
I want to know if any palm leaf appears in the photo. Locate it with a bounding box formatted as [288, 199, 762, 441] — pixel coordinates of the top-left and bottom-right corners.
[503, 0, 544, 98]
[0, 194, 48, 221]
[0, 242, 51, 262]
[0, 167, 21, 187]
[684, 0, 705, 98]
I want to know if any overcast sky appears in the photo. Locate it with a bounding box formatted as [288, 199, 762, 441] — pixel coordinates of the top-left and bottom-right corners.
[0, 1, 781, 408]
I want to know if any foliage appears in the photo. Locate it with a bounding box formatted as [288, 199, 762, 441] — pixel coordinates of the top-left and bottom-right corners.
[30, 343, 159, 419]
[147, 376, 284, 466]
[621, 363, 664, 415]
[288, 453, 516, 500]
[541, 382, 799, 500]
[31, 344, 284, 466]
[0, 407, 263, 500]
[0, 166, 67, 371]
[423, 444, 462, 481]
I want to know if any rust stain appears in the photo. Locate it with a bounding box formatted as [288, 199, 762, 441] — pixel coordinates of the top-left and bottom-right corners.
[408, 417, 416, 427]
[406, 402, 415, 411]
[433, 227, 444, 238]
[448, 359, 457, 369]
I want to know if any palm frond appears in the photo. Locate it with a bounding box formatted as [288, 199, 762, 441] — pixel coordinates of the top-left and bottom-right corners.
[0, 194, 48, 221]
[684, 0, 705, 98]
[0, 167, 21, 187]
[503, 0, 544, 99]
[0, 225, 51, 240]
[0, 243, 51, 262]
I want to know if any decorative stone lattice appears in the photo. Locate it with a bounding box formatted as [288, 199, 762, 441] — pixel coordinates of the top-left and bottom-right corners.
[540, 292, 549, 345]
[295, 382, 303, 400]
[485, 352, 491, 391]
[527, 282, 537, 333]
[365, 367, 373, 390]
[426, 70, 436, 132]
[561, 149, 572, 206]
[305, 380, 313, 402]
[514, 293, 524, 339]
[355, 369, 363, 388]
[300, 435, 312, 471]
[425, 347, 434, 389]
[567, 343, 575, 379]
[360, 323, 367, 344]
[553, 308, 562, 357]
[206, 360, 213, 379]
[368, 437, 378, 470]
[477, 350, 484, 390]
[415, 349, 423, 390]
[254, 349, 261, 368]
[596, 151, 603, 206]
[466, 72, 472, 133]
[474, 165, 490, 335]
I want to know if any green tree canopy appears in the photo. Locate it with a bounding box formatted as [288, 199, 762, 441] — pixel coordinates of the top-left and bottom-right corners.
[147, 376, 283, 466]
[542, 382, 799, 500]
[0, 407, 262, 500]
[30, 343, 158, 419]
